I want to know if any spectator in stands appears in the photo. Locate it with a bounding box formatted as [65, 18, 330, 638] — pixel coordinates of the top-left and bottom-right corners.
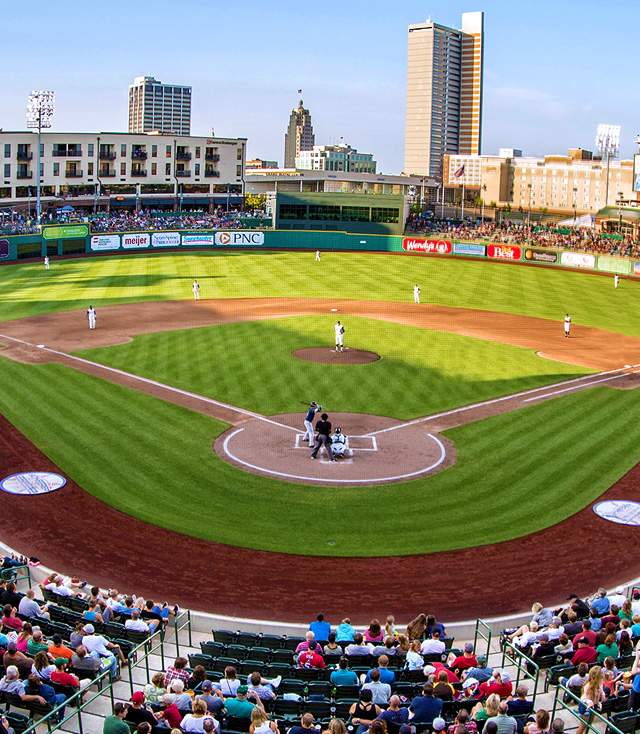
[349, 689, 381, 734]
[426, 615, 446, 638]
[164, 656, 191, 688]
[222, 684, 263, 717]
[18, 589, 49, 620]
[309, 613, 331, 642]
[384, 616, 397, 639]
[596, 633, 619, 663]
[485, 702, 517, 734]
[51, 656, 90, 690]
[542, 618, 564, 642]
[619, 631, 634, 657]
[512, 622, 539, 650]
[364, 620, 384, 644]
[559, 595, 591, 622]
[608, 587, 627, 609]
[247, 671, 281, 701]
[508, 604, 553, 642]
[4, 641, 34, 679]
[31, 650, 56, 680]
[297, 640, 326, 669]
[144, 672, 167, 704]
[448, 710, 477, 734]
[249, 707, 277, 734]
[477, 670, 512, 699]
[572, 621, 596, 647]
[288, 712, 319, 734]
[428, 662, 460, 685]
[345, 633, 372, 656]
[530, 634, 555, 662]
[525, 710, 550, 734]
[324, 632, 342, 657]
[420, 630, 446, 656]
[335, 618, 356, 643]
[433, 670, 456, 701]
[322, 720, 346, 734]
[471, 695, 500, 726]
[559, 612, 583, 638]
[187, 665, 208, 692]
[169, 679, 192, 711]
[330, 657, 358, 687]
[371, 637, 398, 658]
[449, 643, 478, 674]
[1, 583, 23, 609]
[550, 721, 564, 734]
[104, 702, 130, 734]
[0, 714, 13, 734]
[71, 645, 101, 676]
[461, 678, 480, 699]
[591, 588, 610, 616]
[575, 667, 606, 734]
[409, 683, 443, 723]
[15, 622, 32, 653]
[506, 686, 533, 716]
[601, 606, 621, 628]
[632, 592, 640, 617]
[69, 622, 86, 649]
[156, 693, 183, 728]
[83, 600, 104, 625]
[0, 665, 47, 706]
[1, 604, 23, 632]
[295, 631, 319, 655]
[378, 695, 409, 728]
[365, 655, 395, 684]
[396, 635, 410, 658]
[462, 655, 493, 683]
[362, 668, 391, 705]
[553, 634, 573, 658]
[180, 698, 218, 733]
[27, 628, 49, 656]
[25, 673, 66, 713]
[407, 613, 428, 641]
[405, 640, 424, 670]
[43, 575, 75, 598]
[49, 633, 73, 661]
[125, 691, 157, 728]
[214, 665, 240, 697]
[82, 624, 123, 678]
[197, 680, 225, 716]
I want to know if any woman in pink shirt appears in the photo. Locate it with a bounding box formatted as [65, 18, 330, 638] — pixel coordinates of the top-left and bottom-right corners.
[16, 622, 32, 653]
[364, 619, 384, 644]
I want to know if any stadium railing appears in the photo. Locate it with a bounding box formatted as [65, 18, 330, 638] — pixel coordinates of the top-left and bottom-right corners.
[473, 618, 492, 660]
[551, 682, 628, 734]
[501, 639, 541, 705]
[1, 563, 32, 588]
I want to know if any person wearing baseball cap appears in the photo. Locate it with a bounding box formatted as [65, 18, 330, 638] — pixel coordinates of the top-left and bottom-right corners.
[224, 684, 263, 718]
[303, 402, 322, 445]
[125, 690, 156, 728]
[50, 656, 89, 690]
[197, 679, 225, 715]
[448, 642, 478, 674]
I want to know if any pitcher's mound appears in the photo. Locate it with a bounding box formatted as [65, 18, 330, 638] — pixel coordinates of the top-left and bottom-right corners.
[293, 347, 380, 365]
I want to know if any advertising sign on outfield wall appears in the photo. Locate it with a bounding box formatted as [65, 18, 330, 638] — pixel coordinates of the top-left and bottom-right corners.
[215, 231, 265, 246]
[487, 244, 521, 260]
[0, 240, 9, 259]
[560, 251, 595, 269]
[42, 224, 89, 240]
[151, 232, 181, 247]
[182, 234, 214, 246]
[453, 243, 486, 257]
[402, 238, 452, 254]
[524, 248, 558, 263]
[597, 256, 631, 275]
[121, 233, 150, 249]
[634, 263, 640, 276]
[90, 234, 120, 251]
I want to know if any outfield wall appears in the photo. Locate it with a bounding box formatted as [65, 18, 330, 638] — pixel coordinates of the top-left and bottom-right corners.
[2, 227, 640, 278]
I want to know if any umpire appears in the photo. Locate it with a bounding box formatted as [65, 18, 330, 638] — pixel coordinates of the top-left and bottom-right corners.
[310, 413, 335, 461]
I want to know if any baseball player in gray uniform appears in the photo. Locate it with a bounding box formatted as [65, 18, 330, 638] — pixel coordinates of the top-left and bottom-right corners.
[303, 401, 322, 444]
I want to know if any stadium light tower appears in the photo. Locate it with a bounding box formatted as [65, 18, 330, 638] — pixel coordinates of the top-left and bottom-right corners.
[595, 123, 621, 208]
[26, 90, 55, 225]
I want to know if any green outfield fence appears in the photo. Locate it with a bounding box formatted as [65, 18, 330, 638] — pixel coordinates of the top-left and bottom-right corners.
[1, 227, 639, 278]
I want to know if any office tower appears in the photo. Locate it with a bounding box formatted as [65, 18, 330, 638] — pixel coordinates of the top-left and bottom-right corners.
[284, 96, 315, 168]
[128, 76, 192, 135]
[404, 11, 484, 179]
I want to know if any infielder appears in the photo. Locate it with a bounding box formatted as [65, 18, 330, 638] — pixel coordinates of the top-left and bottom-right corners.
[563, 313, 571, 338]
[413, 284, 421, 304]
[192, 279, 200, 301]
[315, 250, 321, 262]
[330, 427, 352, 459]
[614, 274, 620, 289]
[87, 305, 97, 330]
[44, 255, 50, 270]
[303, 401, 322, 444]
[335, 320, 345, 352]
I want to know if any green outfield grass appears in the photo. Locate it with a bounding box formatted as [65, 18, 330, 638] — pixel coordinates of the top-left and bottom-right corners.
[0, 354, 637, 556]
[79, 316, 591, 419]
[1, 251, 640, 337]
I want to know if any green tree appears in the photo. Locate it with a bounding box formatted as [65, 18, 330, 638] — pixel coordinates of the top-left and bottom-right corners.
[244, 193, 267, 211]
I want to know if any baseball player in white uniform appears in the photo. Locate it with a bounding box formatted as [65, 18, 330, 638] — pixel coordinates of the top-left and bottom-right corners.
[303, 401, 322, 444]
[413, 284, 421, 304]
[44, 255, 50, 270]
[192, 279, 200, 301]
[614, 274, 620, 289]
[563, 313, 571, 338]
[315, 250, 321, 262]
[330, 427, 352, 459]
[87, 305, 97, 330]
[335, 321, 345, 352]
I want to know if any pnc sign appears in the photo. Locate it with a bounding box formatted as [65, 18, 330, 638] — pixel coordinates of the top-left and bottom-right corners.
[214, 231, 265, 246]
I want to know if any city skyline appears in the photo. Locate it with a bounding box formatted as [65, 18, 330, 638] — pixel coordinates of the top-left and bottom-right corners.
[1, 0, 638, 173]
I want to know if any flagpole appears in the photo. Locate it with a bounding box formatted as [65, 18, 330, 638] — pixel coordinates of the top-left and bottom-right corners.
[461, 181, 465, 221]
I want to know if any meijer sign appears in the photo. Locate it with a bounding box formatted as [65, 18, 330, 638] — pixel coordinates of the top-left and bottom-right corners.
[122, 233, 150, 249]
[215, 231, 265, 246]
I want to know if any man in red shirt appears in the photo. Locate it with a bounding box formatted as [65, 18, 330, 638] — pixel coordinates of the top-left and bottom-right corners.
[448, 643, 478, 674]
[572, 621, 597, 648]
[477, 670, 512, 699]
[50, 658, 87, 690]
[571, 638, 597, 666]
[297, 641, 326, 669]
[427, 662, 460, 684]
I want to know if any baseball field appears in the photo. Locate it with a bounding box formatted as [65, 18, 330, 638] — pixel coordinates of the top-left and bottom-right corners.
[1, 248, 639, 619]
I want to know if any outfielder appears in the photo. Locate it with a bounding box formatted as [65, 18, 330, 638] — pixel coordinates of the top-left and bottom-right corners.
[563, 313, 571, 338]
[44, 255, 50, 270]
[335, 320, 345, 352]
[303, 401, 322, 444]
[614, 274, 620, 289]
[192, 279, 200, 301]
[87, 305, 97, 330]
[330, 427, 352, 459]
[315, 250, 321, 262]
[413, 284, 421, 304]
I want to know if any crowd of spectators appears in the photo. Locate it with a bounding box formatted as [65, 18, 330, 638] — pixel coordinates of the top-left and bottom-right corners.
[405, 218, 640, 258]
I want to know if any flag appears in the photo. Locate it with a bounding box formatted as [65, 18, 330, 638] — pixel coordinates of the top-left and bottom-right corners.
[297, 89, 303, 95]
[454, 165, 465, 178]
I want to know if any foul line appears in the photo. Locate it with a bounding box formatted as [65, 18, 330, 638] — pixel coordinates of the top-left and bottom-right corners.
[365, 364, 640, 437]
[522, 370, 639, 403]
[223, 429, 447, 484]
[0, 333, 299, 434]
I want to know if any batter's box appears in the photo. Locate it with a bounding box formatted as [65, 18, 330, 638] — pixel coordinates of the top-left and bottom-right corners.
[294, 434, 378, 451]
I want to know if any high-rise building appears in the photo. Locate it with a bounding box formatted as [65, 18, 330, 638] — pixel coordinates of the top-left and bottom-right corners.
[284, 97, 315, 168]
[403, 11, 484, 180]
[128, 76, 192, 135]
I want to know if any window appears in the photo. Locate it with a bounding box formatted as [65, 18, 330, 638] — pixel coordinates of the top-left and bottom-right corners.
[39, 162, 43, 177]
[4, 144, 10, 158]
[53, 162, 60, 176]
[151, 163, 157, 175]
[88, 162, 94, 175]
[152, 145, 157, 157]
[120, 162, 126, 175]
[3, 163, 10, 178]
[236, 165, 242, 177]
[165, 162, 171, 175]
[120, 144, 126, 156]
[88, 144, 94, 157]
[371, 207, 399, 223]
[166, 145, 172, 157]
[195, 163, 200, 176]
[237, 148, 243, 160]
[195, 147, 201, 158]
[341, 206, 370, 222]
[308, 205, 341, 221]
[40, 143, 44, 157]
[279, 204, 307, 220]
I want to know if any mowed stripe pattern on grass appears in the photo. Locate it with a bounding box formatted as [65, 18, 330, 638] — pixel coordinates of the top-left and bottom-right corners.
[0, 354, 639, 556]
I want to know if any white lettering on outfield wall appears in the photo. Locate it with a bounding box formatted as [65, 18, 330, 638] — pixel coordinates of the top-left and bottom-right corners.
[122, 233, 150, 249]
[182, 234, 215, 246]
[90, 235, 120, 251]
[151, 232, 181, 247]
[215, 231, 265, 246]
[560, 251, 595, 269]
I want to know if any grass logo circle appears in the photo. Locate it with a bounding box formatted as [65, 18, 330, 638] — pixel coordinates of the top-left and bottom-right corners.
[593, 500, 640, 526]
[0, 472, 66, 496]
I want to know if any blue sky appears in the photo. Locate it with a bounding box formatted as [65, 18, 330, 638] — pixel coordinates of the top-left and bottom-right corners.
[1, 0, 637, 172]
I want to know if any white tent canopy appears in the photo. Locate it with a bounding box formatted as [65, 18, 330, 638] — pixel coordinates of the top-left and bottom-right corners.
[556, 214, 595, 228]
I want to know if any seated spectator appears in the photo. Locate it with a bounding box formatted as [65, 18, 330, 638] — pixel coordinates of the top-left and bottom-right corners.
[345, 633, 372, 656]
[18, 589, 49, 620]
[377, 695, 409, 728]
[596, 633, 619, 664]
[507, 687, 534, 716]
[309, 613, 331, 643]
[1, 583, 23, 610]
[188, 665, 208, 692]
[247, 671, 282, 701]
[530, 635, 555, 662]
[409, 683, 443, 723]
[405, 640, 424, 671]
[485, 702, 517, 734]
[330, 657, 358, 686]
[104, 702, 130, 734]
[364, 619, 385, 644]
[619, 630, 634, 657]
[601, 606, 621, 629]
[164, 656, 191, 688]
[561, 611, 583, 638]
[472, 694, 501, 724]
[83, 600, 104, 625]
[324, 632, 342, 657]
[51, 656, 91, 690]
[1, 604, 23, 632]
[572, 622, 596, 647]
[288, 712, 320, 734]
[371, 637, 398, 658]
[366, 655, 395, 684]
[425, 615, 446, 639]
[125, 691, 157, 728]
[0, 665, 47, 706]
[32, 650, 56, 681]
[249, 707, 278, 734]
[591, 588, 610, 616]
[181, 698, 218, 733]
[406, 613, 427, 641]
[25, 673, 66, 713]
[82, 624, 122, 679]
[143, 672, 167, 704]
[335, 618, 356, 643]
[428, 662, 460, 684]
[349, 690, 381, 734]
[322, 720, 346, 734]
[608, 587, 627, 610]
[28, 628, 49, 656]
[169, 679, 192, 712]
[420, 630, 446, 656]
[553, 634, 573, 657]
[295, 631, 319, 655]
[49, 633, 74, 661]
[70, 622, 86, 649]
[15, 622, 32, 653]
[448, 710, 477, 734]
[449, 643, 478, 673]
[432, 719, 447, 734]
[477, 670, 512, 699]
[433, 670, 456, 701]
[508, 604, 553, 641]
[155, 692, 183, 729]
[214, 665, 240, 697]
[224, 685, 263, 717]
[362, 668, 391, 705]
[297, 641, 326, 669]
[512, 622, 539, 650]
[43, 575, 75, 598]
[125, 609, 155, 633]
[550, 721, 564, 734]
[462, 655, 493, 683]
[564, 663, 589, 691]
[524, 709, 550, 734]
[71, 645, 101, 675]
[197, 679, 225, 716]
[461, 678, 480, 699]
[385, 616, 397, 638]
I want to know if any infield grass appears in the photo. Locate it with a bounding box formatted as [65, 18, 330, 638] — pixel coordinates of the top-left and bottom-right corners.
[78, 316, 590, 419]
[0, 354, 638, 556]
[2, 251, 640, 337]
